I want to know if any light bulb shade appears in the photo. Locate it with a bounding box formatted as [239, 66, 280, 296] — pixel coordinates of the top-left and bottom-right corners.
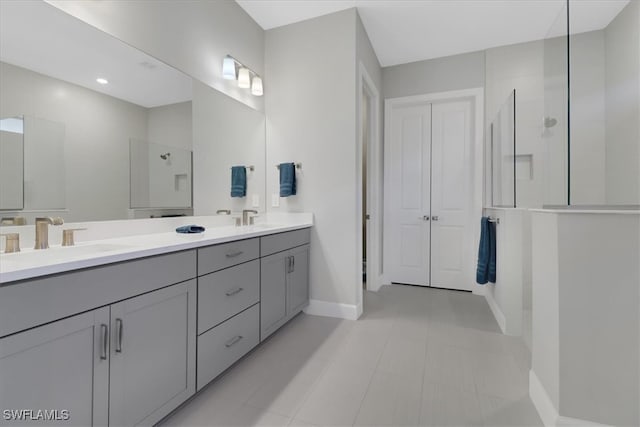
[238, 68, 251, 88]
[251, 76, 263, 96]
[222, 56, 236, 80]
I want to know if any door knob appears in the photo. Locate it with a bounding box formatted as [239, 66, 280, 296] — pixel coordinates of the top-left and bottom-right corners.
[431, 216, 439, 221]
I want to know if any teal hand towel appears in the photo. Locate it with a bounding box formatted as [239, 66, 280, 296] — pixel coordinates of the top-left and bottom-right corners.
[279, 163, 296, 197]
[476, 217, 497, 284]
[476, 217, 490, 284]
[231, 166, 246, 197]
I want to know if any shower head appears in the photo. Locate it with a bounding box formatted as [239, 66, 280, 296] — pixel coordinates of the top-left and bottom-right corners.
[543, 117, 558, 128]
[160, 152, 171, 160]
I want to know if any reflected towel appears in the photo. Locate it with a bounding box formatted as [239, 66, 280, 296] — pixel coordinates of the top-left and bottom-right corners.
[279, 163, 297, 197]
[476, 217, 491, 284]
[176, 225, 205, 234]
[231, 166, 247, 197]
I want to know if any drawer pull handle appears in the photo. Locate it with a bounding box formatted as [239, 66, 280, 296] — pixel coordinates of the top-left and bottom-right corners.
[225, 335, 243, 348]
[100, 324, 108, 360]
[225, 251, 244, 258]
[225, 287, 244, 297]
[115, 318, 123, 353]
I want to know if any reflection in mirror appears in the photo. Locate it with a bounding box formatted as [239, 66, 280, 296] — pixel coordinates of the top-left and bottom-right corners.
[569, 0, 639, 206]
[130, 140, 192, 209]
[0, 0, 193, 223]
[542, 1, 570, 206]
[0, 117, 24, 210]
[490, 90, 516, 207]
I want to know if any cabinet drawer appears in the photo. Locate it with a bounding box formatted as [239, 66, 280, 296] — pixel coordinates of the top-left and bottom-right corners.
[198, 238, 259, 275]
[260, 228, 311, 257]
[198, 260, 260, 334]
[197, 304, 259, 391]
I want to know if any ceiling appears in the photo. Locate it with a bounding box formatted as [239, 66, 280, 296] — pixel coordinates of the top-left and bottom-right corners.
[236, 0, 630, 67]
[0, 1, 192, 108]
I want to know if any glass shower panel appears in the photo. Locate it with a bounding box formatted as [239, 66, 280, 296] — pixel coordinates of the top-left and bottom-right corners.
[542, 2, 569, 206]
[490, 90, 516, 207]
[569, 0, 639, 206]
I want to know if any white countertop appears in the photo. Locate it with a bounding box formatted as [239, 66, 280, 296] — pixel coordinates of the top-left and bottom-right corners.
[0, 214, 313, 284]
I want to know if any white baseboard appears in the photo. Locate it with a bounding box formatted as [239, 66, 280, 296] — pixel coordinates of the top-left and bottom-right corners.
[485, 289, 507, 334]
[529, 370, 611, 427]
[303, 299, 359, 320]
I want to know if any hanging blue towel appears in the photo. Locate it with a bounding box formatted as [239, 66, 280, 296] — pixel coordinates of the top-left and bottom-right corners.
[176, 224, 205, 234]
[231, 166, 246, 197]
[488, 220, 497, 283]
[476, 217, 491, 284]
[279, 163, 297, 197]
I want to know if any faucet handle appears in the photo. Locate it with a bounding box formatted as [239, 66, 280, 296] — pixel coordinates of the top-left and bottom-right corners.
[0, 233, 20, 253]
[62, 228, 87, 247]
[1, 216, 26, 225]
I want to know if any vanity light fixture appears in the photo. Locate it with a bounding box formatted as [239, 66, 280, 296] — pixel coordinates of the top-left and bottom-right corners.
[96, 77, 108, 85]
[237, 67, 251, 89]
[251, 76, 263, 96]
[222, 56, 236, 80]
[222, 54, 263, 96]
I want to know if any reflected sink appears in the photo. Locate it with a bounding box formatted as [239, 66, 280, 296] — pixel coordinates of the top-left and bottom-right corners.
[1, 243, 133, 267]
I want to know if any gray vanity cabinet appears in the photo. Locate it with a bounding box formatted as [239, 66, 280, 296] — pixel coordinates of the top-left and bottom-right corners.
[0, 279, 196, 427]
[287, 245, 310, 315]
[109, 279, 196, 427]
[260, 228, 310, 341]
[260, 251, 289, 339]
[0, 307, 110, 427]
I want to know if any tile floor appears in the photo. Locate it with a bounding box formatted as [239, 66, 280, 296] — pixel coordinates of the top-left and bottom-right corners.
[161, 285, 542, 427]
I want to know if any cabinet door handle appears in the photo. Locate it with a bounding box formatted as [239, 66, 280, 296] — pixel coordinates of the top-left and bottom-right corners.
[225, 287, 244, 297]
[292, 256, 295, 272]
[286, 256, 292, 273]
[100, 324, 108, 360]
[225, 335, 243, 348]
[431, 216, 439, 221]
[225, 251, 244, 258]
[115, 318, 123, 353]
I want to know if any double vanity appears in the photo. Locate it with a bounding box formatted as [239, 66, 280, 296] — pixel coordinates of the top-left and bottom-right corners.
[0, 216, 312, 426]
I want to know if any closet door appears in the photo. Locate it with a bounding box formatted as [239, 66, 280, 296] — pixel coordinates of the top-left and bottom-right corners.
[385, 103, 432, 286]
[430, 100, 472, 291]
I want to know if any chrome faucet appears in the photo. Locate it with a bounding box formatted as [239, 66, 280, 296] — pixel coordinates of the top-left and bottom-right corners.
[242, 209, 258, 226]
[34, 217, 64, 249]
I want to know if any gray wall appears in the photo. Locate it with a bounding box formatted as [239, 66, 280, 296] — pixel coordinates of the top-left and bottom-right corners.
[265, 9, 359, 307]
[47, 0, 265, 111]
[605, 0, 640, 204]
[382, 50, 485, 99]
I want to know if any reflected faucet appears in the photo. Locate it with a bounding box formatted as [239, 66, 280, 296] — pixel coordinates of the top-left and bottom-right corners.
[242, 210, 258, 226]
[34, 217, 64, 249]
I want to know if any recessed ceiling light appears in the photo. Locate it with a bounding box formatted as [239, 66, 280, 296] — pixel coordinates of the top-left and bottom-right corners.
[96, 78, 109, 85]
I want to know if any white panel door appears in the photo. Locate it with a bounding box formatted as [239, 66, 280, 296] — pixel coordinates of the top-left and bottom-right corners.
[430, 100, 472, 291]
[386, 103, 432, 286]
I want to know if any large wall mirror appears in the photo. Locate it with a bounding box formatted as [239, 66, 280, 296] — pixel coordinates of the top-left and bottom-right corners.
[0, 1, 266, 224]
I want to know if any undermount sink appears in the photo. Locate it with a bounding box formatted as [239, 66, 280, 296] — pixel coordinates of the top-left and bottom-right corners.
[1, 243, 133, 267]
